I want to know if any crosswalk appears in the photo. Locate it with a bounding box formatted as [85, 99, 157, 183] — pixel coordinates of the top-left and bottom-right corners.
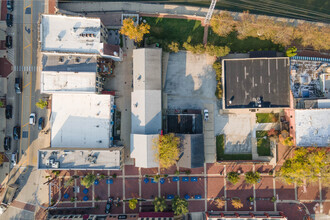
[13, 66, 41, 72]
[7, 48, 15, 64]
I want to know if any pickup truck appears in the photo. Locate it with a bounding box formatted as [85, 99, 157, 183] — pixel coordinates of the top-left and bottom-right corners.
[0, 184, 18, 214]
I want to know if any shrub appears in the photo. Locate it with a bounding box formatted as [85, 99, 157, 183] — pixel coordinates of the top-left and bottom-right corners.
[245, 172, 261, 185]
[153, 197, 167, 212]
[168, 41, 179, 53]
[231, 198, 243, 209]
[206, 45, 230, 57]
[183, 42, 206, 54]
[129, 198, 138, 210]
[227, 172, 240, 185]
[112, 173, 117, 179]
[271, 196, 277, 203]
[172, 196, 188, 216]
[80, 174, 97, 188]
[36, 99, 48, 109]
[286, 46, 297, 57]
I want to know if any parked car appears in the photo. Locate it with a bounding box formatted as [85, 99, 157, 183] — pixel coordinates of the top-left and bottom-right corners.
[7, 0, 14, 11]
[5, 35, 12, 49]
[204, 109, 209, 121]
[4, 137, 11, 151]
[105, 197, 113, 214]
[15, 77, 22, 94]
[13, 126, 20, 140]
[11, 152, 17, 167]
[5, 105, 12, 119]
[29, 113, 36, 125]
[6, 14, 13, 27]
[38, 117, 45, 130]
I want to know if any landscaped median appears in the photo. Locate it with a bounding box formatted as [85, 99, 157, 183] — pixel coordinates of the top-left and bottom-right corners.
[216, 135, 252, 161]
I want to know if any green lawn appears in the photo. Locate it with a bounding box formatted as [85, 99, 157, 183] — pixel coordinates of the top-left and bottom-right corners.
[256, 113, 279, 123]
[257, 137, 271, 156]
[216, 135, 253, 161]
[256, 130, 268, 138]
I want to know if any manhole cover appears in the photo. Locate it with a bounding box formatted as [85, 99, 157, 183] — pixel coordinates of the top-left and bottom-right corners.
[22, 131, 28, 138]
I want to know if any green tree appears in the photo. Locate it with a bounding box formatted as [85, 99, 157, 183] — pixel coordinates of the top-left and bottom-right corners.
[64, 177, 75, 188]
[168, 41, 179, 53]
[153, 197, 167, 212]
[172, 196, 188, 216]
[119, 18, 150, 42]
[36, 99, 48, 109]
[227, 172, 240, 185]
[0, 100, 4, 108]
[213, 61, 223, 99]
[153, 133, 180, 169]
[231, 198, 243, 209]
[245, 172, 261, 185]
[286, 46, 297, 57]
[80, 173, 97, 188]
[129, 198, 138, 210]
[278, 148, 330, 186]
[206, 45, 230, 57]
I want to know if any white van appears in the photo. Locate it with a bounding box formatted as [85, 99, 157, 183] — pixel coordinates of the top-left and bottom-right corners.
[10, 153, 17, 168]
[29, 113, 36, 125]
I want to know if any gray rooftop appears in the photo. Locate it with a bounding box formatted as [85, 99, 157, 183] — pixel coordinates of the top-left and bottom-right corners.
[177, 134, 204, 168]
[42, 54, 97, 73]
[38, 148, 123, 170]
[223, 58, 290, 108]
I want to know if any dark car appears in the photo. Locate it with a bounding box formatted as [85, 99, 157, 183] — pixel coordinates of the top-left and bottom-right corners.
[6, 14, 13, 27]
[7, 0, 14, 11]
[5, 35, 12, 49]
[5, 105, 12, 119]
[4, 137, 11, 151]
[15, 77, 22, 94]
[38, 117, 45, 130]
[13, 126, 20, 140]
[105, 197, 113, 214]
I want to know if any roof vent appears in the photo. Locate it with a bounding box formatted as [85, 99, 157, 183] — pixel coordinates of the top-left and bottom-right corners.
[137, 75, 142, 80]
[59, 57, 64, 63]
[75, 57, 81, 63]
[134, 103, 138, 107]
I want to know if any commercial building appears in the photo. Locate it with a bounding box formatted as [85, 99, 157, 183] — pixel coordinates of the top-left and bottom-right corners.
[222, 58, 290, 109]
[130, 48, 162, 168]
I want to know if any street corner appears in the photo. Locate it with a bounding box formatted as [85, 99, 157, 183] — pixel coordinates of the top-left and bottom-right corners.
[179, 177, 204, 198]
[207, 176, 224, 199]
[275, 178, 296, 200]
[297, 182, 320, 201]
[125, 165, 139, 176]
[160, 178, 177, 197]
[206, 163, 224, 175]
[141, 179, 158, 199]
[125, 177, 139, 199]
[188, 200, 205, 212]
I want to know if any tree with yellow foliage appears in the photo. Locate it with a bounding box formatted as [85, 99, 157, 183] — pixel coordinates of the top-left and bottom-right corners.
[119, 18, 150, 42]
[153, 133, 180, 169]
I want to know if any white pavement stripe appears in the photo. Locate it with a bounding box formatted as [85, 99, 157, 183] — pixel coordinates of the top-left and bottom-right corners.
[224, 165, 227, 211]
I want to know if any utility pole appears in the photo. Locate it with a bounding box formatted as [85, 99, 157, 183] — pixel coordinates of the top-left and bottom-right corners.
[205, 0, 217, 24]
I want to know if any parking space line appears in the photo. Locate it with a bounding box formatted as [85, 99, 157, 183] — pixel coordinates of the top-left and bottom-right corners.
[22, 122, 29, 128]
[23, 82, 31, 89]
[23, 43, 31, 50]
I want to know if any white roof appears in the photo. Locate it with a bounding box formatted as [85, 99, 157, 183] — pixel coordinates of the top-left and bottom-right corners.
[41, 71, 96, 93]
[130, 134, 159, 168]
[40, 14, 102, 54]
[295, 109, 330, 147]
[131, 90, 162, 134]
[50, 94, 113, 148]
[38, 148, 122, 170]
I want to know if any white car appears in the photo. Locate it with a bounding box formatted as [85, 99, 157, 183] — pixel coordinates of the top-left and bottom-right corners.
[204, 109, 209, 121]
[29, 113, 36, 125]
[10, 152, 17, 168]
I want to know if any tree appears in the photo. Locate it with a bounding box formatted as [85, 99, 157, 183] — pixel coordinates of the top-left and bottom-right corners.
[153, 197, 167, 212]
[286, 46, 297, 57]
[36, 99, 48, 109]
[245, 172, 261, 185]
[278, 147, 330, 186]
[80, 174, 97, 188]
[282, 137, 294, 147]
[172, 196, 188, 216]
[119, 18, 150, 42]
[227, 172, 240, 185]
[231, 198, 243, 209]
[168, 42, 179, 53]
[210, 11, 236, 37]
[0, 100, 4, 108]
[64, 177, 75, 188]
[153, 133, 180, 169]
[129, 198, 138, 210]
[214, 197, 225, 209]
[206, 45, 230, 57]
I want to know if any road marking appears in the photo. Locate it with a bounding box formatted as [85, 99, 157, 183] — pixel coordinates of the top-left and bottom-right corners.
[23, 82, 31, 89]
[22, 122, 29, 128]
[24, 4, 31, 10]
[23, 43, 31, 49]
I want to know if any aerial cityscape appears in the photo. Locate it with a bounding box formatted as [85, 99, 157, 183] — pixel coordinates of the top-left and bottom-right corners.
[0, 0, 329, 220]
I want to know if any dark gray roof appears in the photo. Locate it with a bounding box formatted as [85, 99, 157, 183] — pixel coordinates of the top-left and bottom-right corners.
[223, 58, 290, 108]
[42, 54, 97, 73]
[177, 134, 204, 168]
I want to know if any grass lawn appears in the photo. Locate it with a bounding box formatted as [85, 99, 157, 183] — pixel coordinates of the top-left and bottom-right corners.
[256, 130, 268, 138]
[216, 135, 253, 161]
[257, 137, 271, 156]
[256, 113, 279, 123]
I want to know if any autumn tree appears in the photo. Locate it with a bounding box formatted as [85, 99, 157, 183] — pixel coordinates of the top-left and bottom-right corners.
[168, 42, 179, 53]
[206, 45, 230, 57]
[153, 133, 180, 169]
[129, 198, 138, 210]
[80, 174, 97, 188]
[214, 197, 225, 209]
[286, 46, 297, 57]
[210, 11, 236, 37]
[119, 18, 150, 42]
[172, 196, 188, 216]
[153, 197, 167, 212]
[236, 11, 257, 39]
[278, 148, 330, 186]
[231, 198, 243, 209]
[36, 99, 48, 109]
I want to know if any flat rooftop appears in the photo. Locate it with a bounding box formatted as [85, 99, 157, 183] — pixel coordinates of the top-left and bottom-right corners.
[50, 94, 113, 148]
[223, 58, 290, 108]
[38, 148, 122, 170]
[40, 14, 102, 54]
[295, 109, 330, 147]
